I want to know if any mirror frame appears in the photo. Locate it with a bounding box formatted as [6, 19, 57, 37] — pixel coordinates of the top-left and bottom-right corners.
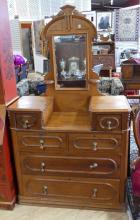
[41, 5, 98, 93]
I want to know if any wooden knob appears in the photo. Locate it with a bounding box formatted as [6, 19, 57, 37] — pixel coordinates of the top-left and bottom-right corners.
[40, 139, 44, 150]
[23, 120, 29, 128]
[89, 163, 98, 169]
[92, 188, 98, 198]
[92, 142, 97, 151]
[43, 185, 48, 195]
[40, 162, 46, 173]
[107, 120, 112, 130]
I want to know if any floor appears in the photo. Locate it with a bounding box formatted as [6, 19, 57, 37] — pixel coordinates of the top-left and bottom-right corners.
[0, 204, 129, 220]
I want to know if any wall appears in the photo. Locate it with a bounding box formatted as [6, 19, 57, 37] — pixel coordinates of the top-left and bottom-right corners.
[10, 18, 22, 54]
[7, 0, 91, 19]
[8, 2, 140, 73]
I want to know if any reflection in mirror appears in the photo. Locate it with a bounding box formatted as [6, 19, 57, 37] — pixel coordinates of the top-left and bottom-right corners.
[53, 34, 87, 89]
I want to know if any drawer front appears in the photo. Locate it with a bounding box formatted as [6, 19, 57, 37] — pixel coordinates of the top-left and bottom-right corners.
[22, 177, 120, 207]
[92, 114, 122, 131]
[14, 112, 42, 129]
[17, 131, 67, 155]
[21, 155, 120, 178]
[69, 133, 122, 156]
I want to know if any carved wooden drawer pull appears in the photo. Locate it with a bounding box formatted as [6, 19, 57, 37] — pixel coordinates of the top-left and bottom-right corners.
[40, 162, 46, 173]
[92, 142, 98, 151]
[107, 120, 112, 130]
[92, 188, 98, 198]
[42, 185, 48, 195]
[23, 120, 30, 129]
[99, 117, 119, 130]
[89, 163, 98, 169]
[40, 140, 44, 150]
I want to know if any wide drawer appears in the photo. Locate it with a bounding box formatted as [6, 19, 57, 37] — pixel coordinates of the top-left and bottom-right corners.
[17, 131, 67, 155]
[22, 177, 120, 207]
[20, 154, 120, 178]
[69, 133, 122, 156]
[10, 111, 42, 129]
[92, 113, 122, 131]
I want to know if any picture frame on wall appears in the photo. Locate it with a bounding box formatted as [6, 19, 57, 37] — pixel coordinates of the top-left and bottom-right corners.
[90, 11, 96, 27]
[83, 11, 96, 27]
[97, 12, 112, 31]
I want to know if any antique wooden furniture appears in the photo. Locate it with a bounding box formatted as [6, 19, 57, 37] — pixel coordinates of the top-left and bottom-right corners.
[121, 59, 140, 91]
[0, 0, 18, 209]
[8, 5, 131, 210]
[92, 41, 115, 77]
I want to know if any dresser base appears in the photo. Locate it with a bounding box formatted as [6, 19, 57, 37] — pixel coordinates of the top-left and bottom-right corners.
[18, 195, 125, 211]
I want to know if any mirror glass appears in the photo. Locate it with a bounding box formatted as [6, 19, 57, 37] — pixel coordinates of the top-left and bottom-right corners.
[53, 34, 87, 89]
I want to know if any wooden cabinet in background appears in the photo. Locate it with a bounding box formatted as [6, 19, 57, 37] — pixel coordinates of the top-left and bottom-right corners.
[92, 41, 115, 76]
[121, 62, 140, 90]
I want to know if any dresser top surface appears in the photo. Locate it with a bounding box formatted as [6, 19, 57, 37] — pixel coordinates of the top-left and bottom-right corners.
[8, 96, 53, 112]
[46, 112, 91, 132]
[89, 96, 131, 113]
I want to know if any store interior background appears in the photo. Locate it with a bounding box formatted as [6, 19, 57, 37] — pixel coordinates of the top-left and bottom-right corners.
[7, 0, 140, 76]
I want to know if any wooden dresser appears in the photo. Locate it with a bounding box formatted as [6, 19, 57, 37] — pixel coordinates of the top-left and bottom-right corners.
[8, 95, 131, 210]
[8, 5, 131, 210]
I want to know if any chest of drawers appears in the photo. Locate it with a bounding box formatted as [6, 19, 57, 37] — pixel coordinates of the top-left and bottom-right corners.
[8, 95, 131, 210]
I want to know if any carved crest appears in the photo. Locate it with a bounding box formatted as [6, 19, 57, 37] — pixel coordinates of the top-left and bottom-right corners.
[53, 5, 84, 30]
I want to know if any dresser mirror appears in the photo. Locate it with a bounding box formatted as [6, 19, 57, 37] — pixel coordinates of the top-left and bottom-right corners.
[53, 34, 87, 89]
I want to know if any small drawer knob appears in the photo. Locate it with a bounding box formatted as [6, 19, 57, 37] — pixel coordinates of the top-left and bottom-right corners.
[23, 120, 29, 128]
[92, 142, 97, 151]
[40, 162, 46, 173]
[40, 139, 44, 150]
[92, 188, 98, 198]
[89, 163, 98, 169]
[43, 185, 48, 195]
[107, 120, 112, 130]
